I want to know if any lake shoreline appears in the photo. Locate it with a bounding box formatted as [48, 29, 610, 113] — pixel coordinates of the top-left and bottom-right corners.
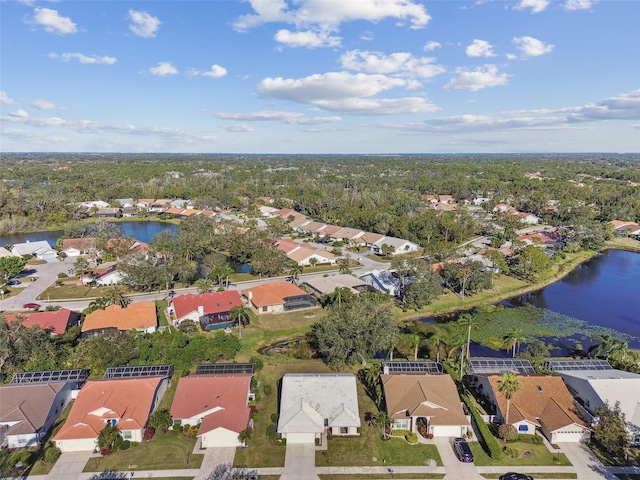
[396, 237, 640, 323]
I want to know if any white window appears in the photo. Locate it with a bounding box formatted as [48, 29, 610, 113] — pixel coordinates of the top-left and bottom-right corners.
[123, 431, 132, 439]
[394, 419, 409, 430]
[340, 427, 348, 434]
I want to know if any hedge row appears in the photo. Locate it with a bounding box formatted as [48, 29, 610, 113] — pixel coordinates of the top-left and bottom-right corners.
[462, 394, 503, 459]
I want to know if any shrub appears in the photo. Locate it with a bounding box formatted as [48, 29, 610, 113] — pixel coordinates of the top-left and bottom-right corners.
[143, 427, 155, 441]
[57, 272, 68, 278]
[250, 356, 264, 371]
[498, 424, 518, 441]
[266, 424, 278, 441]
[503, 446, 520, 458]
[119, 440, 130, 450]
[43, 446, 61, 464]
[270, 413, 279, 424]
[462, 394, 503, 459]
[173, 424, 183, 433]
[263, 384, 272, 396]
[100, 447, 112, 456]
[515, 434, 543, 444]
[405, 432, 418, 444]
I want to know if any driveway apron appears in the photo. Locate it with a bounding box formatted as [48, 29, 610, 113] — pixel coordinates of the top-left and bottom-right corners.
[46, 451, 93, 480]
[559, 442, 614, 479]
[434, 437, 484, 480]
[280, 443, 319, 480]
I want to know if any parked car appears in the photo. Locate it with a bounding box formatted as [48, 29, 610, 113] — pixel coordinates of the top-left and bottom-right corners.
[22, 303, 41, 310]
[453, 437, 474, 463]
[7, 279, 21, 286]
[499, 474, 534, 480]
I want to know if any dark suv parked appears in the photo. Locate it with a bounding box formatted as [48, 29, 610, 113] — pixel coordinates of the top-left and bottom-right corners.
[453, 437, 474, 462]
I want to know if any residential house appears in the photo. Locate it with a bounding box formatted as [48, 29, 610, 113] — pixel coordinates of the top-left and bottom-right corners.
[177, 209, 201, 219]
[558, 368, 640, 445]
[297, 221, 327, 234]
[170, 375, 252, 448]
[316, 224, 342, 237]
[515, 212, 541, 225]
[302, 274, 370, 297]
[0, 247, 15, 258]
[515, 230, 562, 248]
[609, 220, 640, 238]
[169, 291, 243, 330]
[1, 382, 75, 449]
[256, 204, 279, 217]
[329, 227, 365, 243]
[371, 236, 419, 256]
[148, 199, 171, 214]
[170, 199, 190, 209]
[275, 240, 337, 266]
[121, 207, 137, 218]
[241, 282, 317, 315]
[54, 377, 167, 452]
[114, 198, 134, 208]
[277, 373, 360, 445]
[475, 375, 589, 443]
[61, 238, 97, 257]
[90, 262, 125, 285]
[164, 207, 185, 216]
[95, 208, 120, 218]
[136, 198, 155, 209]
[438, 194, 455, 204]
[4, 308, 79, 335]
[359, 269, 400, 297]
[81, 301, 157, 336]
[381, 373, 471, 438]
[356, 231, 385, 247]
[11, 240, 58, 261]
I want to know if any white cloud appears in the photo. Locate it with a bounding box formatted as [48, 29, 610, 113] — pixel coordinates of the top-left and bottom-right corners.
[9, 109, 29, 118]
[0, 91, 15, 105]
[564, 0, 592, 10]
[423, 41, 441, 52]
[360, 31, 374, 41]
[466, 39, 496, 58]
[513, 36, 554, 57]
[444, 64, 510, 92]
[30, 7, 77, 35]
[340, 50, 445, 79]
[315, 97, 439, 115]
[190, 65, 228, 78]
[31, 99, 55, 110]
[146, 62, 179, 76]
[128, 10, 161, 38]
[274, 29, 341, 48]
[2, 115, 67, 127]
[233, 0, 430, 31]
[48, 52, 117, 64]
[221, 123, 254, 132]
[514, 0, 550, 13]
[215, 110, 341, 125]
[566, 89, 640, 122]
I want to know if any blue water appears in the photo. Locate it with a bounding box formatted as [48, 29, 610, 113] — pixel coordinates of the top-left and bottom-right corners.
[0, 221, 180, 247]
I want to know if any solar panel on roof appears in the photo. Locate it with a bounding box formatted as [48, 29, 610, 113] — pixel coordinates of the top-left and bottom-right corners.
[543, 359, 613, 372]
[103, 364, 173, 379]
[382, 361, 441, 374]
[9, 369, 88, 384]
[195, 363, 255, 375]
[467, 357, 536, 375]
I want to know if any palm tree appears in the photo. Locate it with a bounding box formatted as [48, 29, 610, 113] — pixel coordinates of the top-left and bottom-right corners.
[288, 263, 303, 282]
[87, 297, 107, 313]
[588, 333, 616, 359]
[497, 371, 521, 425]
[230, 306, 251, 338]
[194, 278, 215, 293]
[409, 333, 421, 361]
[308, 257, 318, 268]
[338, 259, 352, 274]
[457, 313, 480, 371]
[102, 286, 130, 308]
[376, 411, 395, 440]
[426, 331, 447, 363]
[209, 264, 233, 288]
[503, 329, 526, 358]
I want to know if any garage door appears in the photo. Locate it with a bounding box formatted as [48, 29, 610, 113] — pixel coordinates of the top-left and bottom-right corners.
[286, 433, 315, 444]
[552, 432, 583, 443]
[432, 425, 464, 437]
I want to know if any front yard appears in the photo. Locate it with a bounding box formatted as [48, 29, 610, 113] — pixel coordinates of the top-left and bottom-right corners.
[469, 441, 571, 467]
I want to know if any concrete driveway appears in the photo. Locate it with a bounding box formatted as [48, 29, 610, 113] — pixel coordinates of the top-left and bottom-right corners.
[559, 442, 613, 479]
[280, 443, 320, 480]
[47, 450, 93, 480]
[434, 437, 484, 480]
[0, 259, 71, 311]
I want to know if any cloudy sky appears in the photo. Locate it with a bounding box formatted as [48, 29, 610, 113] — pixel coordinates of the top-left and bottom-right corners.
[1, 0, 638, 153]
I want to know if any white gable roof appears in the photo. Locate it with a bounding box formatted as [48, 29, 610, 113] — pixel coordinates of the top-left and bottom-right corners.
[11, 241, 53, 257]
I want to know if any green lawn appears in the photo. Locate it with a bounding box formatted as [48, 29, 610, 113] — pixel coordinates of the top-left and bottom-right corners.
[83, 433, 203, 472]
[37, 284, 127, 301]
[469, 441, 571, 467]
[588, 441, 640, 467]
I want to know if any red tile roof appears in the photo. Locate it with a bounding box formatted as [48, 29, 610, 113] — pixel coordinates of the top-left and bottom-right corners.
[55, 377, 163, 440]
[241, 282, 307, 308]
[81, 302, 157, 333]
[170, 375, 251, 436]
[4, 309, 76, 335]
[171, 291, 243, 320]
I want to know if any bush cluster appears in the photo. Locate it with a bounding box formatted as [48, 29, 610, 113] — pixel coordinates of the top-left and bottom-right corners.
[462, 394, 503, 459]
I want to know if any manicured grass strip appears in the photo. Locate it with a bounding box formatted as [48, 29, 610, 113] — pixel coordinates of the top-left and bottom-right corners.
[588, 441, 640, 467]
[483, 474, 577, 479]
[468, 441, 571, 467]
[83, 433, 203, 472]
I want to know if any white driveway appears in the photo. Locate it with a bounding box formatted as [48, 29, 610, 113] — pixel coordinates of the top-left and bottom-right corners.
[280, 443, 319, 480]
[559, 442, 614, 479]
[0, 259, 70, 311]
[46, 450, 93, 480]
[434, 437, 484, 480]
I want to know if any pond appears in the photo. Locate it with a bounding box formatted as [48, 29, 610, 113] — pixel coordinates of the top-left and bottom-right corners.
[0, 221, 180, 247]
[420, 249, 640, 356]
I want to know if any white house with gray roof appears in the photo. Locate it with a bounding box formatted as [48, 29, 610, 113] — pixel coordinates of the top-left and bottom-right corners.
[372, 236, 419, 256]
[277, 373, 360, 445]
[10, 240, 58, 261]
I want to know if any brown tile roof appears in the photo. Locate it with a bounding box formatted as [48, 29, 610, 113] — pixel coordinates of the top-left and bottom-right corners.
[241, 282, 308, 308]
[287, 247, 336, 263]
[317, 224, 342, 235]
[381, 374, 469, 426]
[81, 302, 157, 333]
[486, 375, 586, 431]
[170, 375, 251, 436]
[165, 207, 184, 215]
[4, 309, 77, 335]
[55, 378, 163, 440]
[180, 209, 201, 216]
[331, 227, 365, 240]
[360, 232, 385, 244]
[171, 291, 243, 320]
[0, 382, 67, 436]
[62, 238, 97, 252]
[298, 221, 326, 233]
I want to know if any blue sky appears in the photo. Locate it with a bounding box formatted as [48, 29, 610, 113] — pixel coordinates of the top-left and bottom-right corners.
[1, 0, 638, 154]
